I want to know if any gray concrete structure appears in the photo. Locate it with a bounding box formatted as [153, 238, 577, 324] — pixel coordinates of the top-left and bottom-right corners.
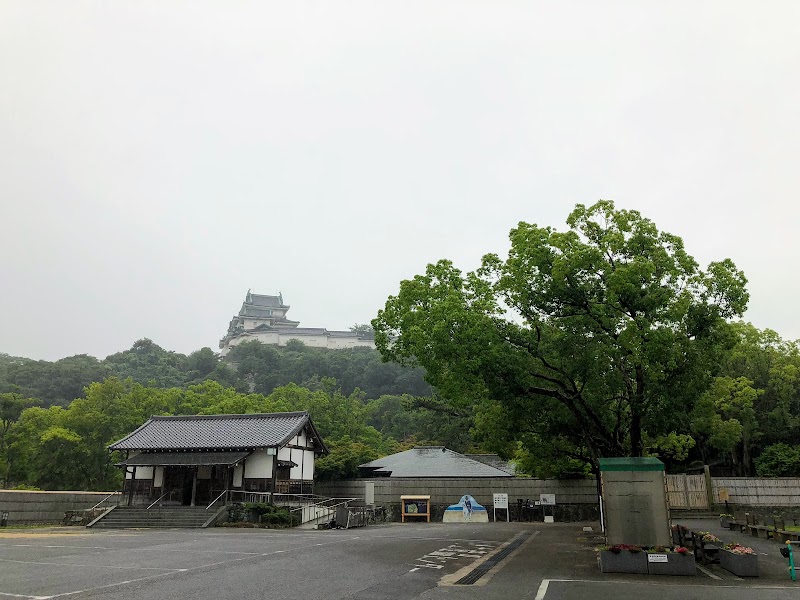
[600, 457, 670, 547]
[0, 490, 114, 524]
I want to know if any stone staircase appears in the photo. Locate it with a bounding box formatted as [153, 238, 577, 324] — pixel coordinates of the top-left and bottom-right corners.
[89, 506, 218, 529]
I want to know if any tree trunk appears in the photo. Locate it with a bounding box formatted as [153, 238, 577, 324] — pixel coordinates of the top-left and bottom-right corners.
[631, 365, 645, 456]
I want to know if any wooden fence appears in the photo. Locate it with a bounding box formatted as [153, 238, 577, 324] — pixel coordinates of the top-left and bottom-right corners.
[665, 474, 708, 509]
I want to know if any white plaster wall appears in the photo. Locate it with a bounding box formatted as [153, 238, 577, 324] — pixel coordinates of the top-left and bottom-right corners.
[289, 448, 302, 479]
[153, 467, 164, 487]
[303, 450, 315, 481]
[277, 447, 292, 461]
[233, 465, 243, 487]
[296, 430, 307, 447]
[245, 450, 273, 479]
[135, 467, 154, 480]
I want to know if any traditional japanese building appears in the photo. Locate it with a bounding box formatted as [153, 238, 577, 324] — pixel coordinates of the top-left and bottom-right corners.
[109, 412, 328, 507]
[219, 291, 375, 355]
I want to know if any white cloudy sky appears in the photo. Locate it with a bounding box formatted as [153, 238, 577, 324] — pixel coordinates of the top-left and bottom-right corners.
[1, 1, 798, 361]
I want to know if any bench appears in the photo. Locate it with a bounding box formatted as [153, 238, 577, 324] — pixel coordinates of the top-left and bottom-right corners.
[691, 531, 720, 565]
[729, 510, 749, 533]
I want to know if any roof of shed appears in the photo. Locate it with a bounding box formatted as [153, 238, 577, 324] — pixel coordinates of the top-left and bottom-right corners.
[598, 457, 664, 472]
[359, 447, 513, 478]
[108, 412, 327, 454]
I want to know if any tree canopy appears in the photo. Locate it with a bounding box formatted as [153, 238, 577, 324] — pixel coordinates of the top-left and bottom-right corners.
[373, 201, 750, 472]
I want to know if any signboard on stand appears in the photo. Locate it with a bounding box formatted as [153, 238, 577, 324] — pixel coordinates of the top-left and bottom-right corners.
[540, 494, 556, 523]
[492, 493, 509, 522]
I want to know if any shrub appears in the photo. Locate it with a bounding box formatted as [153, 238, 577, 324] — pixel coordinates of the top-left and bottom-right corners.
[755, 443, 800, 477]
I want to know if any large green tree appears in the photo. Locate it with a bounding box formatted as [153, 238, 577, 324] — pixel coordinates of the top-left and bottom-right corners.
[373, 201, 749, 473]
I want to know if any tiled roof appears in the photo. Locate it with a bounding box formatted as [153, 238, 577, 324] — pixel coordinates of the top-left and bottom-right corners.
[464, 454, 516, 475]
[248, 293, 285, 308]
[359, 447, 513, 478]
[109, 412, 327, 454]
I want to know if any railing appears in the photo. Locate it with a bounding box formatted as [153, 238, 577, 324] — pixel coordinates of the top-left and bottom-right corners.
[90, 491, 122, 511]
[289, 497, 361, 525]
[206, 489, 229, 511]
[147, 489, 180, 509]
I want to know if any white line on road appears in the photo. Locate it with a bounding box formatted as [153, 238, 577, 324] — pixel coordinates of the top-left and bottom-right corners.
[0, 558, 179, 572]
[696, 564, 722, 580]
[0, 593, 51, 600]
[534, 579, 549, 600]
[533, 578, 800, 591]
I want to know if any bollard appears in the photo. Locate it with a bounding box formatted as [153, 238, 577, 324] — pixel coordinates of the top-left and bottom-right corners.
[0, 511, 8, 527]
[780, 541, 797, 581]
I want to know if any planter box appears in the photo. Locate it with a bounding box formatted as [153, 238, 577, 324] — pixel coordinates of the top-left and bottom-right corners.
[718, 549, 759, 577]
[646, 552, 696, 576]
[598, 550, 648, 574]
[719, 517, 733, 529]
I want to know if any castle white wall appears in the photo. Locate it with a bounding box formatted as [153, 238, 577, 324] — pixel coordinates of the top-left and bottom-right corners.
[221, 330, 375, 355]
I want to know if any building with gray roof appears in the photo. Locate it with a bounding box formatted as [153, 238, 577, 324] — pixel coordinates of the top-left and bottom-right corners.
[109, 412, 327, 507]
[358, 447, 514, 478]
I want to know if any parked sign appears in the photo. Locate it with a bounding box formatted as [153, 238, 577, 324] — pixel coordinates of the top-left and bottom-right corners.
[540, 494, 556, 506]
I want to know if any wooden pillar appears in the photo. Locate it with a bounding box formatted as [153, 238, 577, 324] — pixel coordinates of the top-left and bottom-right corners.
[128, 467, 136, 506]
[704, 465, 715, 509]
[190, 469, 198, 507]
[271, 449, 278, 495]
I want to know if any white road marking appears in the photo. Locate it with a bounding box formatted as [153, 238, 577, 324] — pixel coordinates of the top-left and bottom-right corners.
[535, 578, 800, 590]
[0, 593, 51, 600]
[0, 558, 179, 572]
[534, 579, 550, 600]
[696, 564, 722, 580]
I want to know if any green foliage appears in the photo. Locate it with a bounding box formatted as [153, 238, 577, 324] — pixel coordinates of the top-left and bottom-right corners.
[755, 443, 800, 477]
[373, 201, 749, 472]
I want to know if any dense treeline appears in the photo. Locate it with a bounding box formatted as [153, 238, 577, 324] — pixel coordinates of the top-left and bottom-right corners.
[0, 338, 431, 407]
[0, 339, 459, 490]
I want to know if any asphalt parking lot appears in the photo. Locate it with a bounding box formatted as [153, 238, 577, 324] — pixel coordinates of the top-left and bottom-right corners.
[0, 521, 798, 600]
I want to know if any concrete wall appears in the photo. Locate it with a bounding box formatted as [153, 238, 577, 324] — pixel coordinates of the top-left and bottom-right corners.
[0, 490, 115, 524]
[316, 477, 599, 522]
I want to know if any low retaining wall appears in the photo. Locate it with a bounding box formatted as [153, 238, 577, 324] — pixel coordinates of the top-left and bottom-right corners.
[0, 490, 115, 524]
[316, 477, 599, 522]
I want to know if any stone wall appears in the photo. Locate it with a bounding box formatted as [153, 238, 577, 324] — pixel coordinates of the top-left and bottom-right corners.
[0, 490, 115, 524]
[316, 477, 599, 522]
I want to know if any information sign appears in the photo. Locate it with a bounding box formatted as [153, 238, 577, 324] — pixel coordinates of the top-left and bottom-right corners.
[493, 493, 508, 509]
[648, 553, 668, 563]
[540, 493, 556, 506]
[492, 492, 510, 522]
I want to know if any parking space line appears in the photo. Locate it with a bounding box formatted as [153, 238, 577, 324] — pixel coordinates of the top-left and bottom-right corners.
[696, 564, 722, 580]
[0, 558, 181, 572]
[0, 593, 52, 600]
[534, 579, 549, 600]
[533, 578, 800, 592]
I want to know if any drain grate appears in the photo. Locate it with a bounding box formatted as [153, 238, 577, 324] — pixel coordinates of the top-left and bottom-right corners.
[454, 532, 532, 585]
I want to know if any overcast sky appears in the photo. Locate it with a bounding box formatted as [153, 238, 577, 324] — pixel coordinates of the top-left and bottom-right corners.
[1, 2, 798, 361]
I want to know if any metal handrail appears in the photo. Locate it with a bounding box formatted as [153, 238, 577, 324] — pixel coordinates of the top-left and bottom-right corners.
[147, 490, 172, 509]
[289, 497, 359, 514]
[90, 491, 121, 511]
[206, 489, 229, 510]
